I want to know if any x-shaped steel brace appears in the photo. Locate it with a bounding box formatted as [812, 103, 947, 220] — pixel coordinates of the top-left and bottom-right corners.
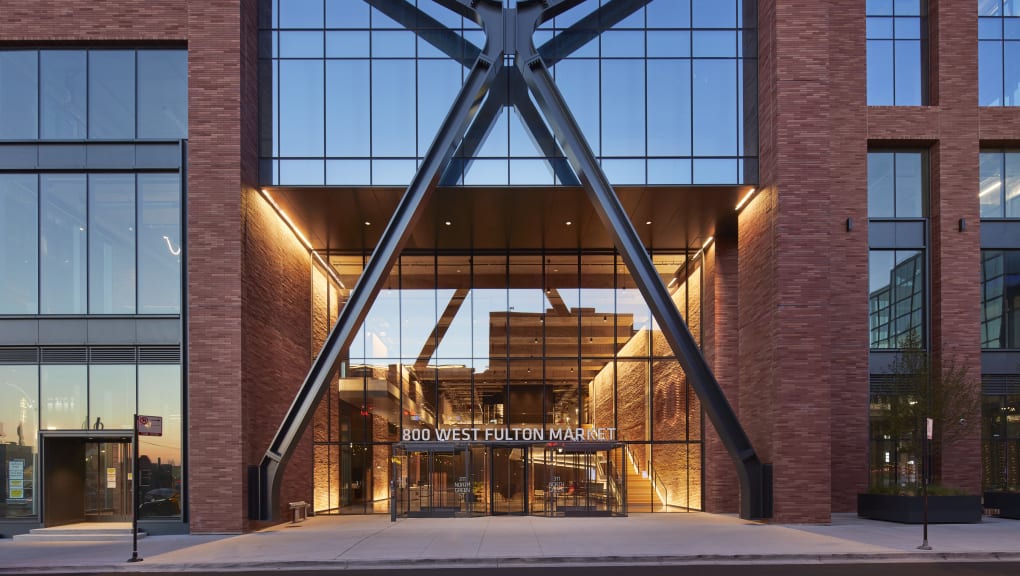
[256, 0, 768, 521]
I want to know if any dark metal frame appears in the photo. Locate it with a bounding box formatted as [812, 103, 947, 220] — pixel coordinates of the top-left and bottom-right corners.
[256, 0, 768, 520]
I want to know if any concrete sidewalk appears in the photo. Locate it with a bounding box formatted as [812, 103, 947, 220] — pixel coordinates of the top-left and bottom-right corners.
[1, 513, 1019, 573]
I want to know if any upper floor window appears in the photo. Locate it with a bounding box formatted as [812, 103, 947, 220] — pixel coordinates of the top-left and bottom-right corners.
[0, 49, 187, 141]
[867, 0, 928, 106]
[979, 0, 1020, 106]
[868, 151, 928, 218]
[0, 172, 182, 316]
[981, 250, 1020, 349]
[980, 150, 1020, 218]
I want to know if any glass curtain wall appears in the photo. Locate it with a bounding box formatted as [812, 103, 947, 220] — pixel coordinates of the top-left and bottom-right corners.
[0, 357, 182, 520]
[312, 249, 705, 514]
[259, 0, 758, 186]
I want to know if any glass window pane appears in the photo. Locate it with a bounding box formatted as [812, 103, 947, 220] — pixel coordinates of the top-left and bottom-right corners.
[0, 365, 39, 518]
[867, 40, 895, 105]
[692, 0, 736, 28]
[280, 60, 325, 156]
[326, 0, 370, 28]
[372, 60, 416, 157]
[895, 152, 924, 217]
[137, 51, 188, 139]
[279, 31, 324, 58]
[693, 158, 738, 184]
[868, 17, 894, 39]
[281, 0, 323, 28]
[326, 31, 369, 57]
[88, 365, 135, 430]
[89, 174, 136, 314]
[0, 51, 39, 139]
[41, 365, 86, 430]
[553, 60, 600, 155]
[601, 60, 645, 157]
[646, 0, 691, 28]
[1006, 152, 1020, 217]
[868, 0, 894, 16]
[693, 31, 736, 57]
[88, 51, 136, 139]
[138, 174, 181, 314]
[372, 159, 416, 185]
[372, 31, 416, 58]
[693, 59, 737, 156]
[40, 51, 87, 139]
[280, 159, 325, 184]
[138, 365, 182, 518]
[893, 0, 921, 16]
[0, 174, 38, 314]
[326, 159, 371, 185]
[980, 40, 1004, 106]
[979, 18, 1002, 40]
[1005, 40, 1020, 105]
[981, 152, 1004, 218]
[979, 0, 1003, 16]
[40, 174, 87, 314]
[418, 60, 462, 157]
[894, 40, 923, 105]
[647, 31, 691, 57]
[648, 159, 692, 184]
[647, 60, 691, 158]
[601, 31, 645, 58]
[326, 60, 370, 156]
[868, 153, 895, 217]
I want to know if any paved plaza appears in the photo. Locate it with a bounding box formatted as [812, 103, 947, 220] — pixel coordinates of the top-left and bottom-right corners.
[1, 513, 1019, 572]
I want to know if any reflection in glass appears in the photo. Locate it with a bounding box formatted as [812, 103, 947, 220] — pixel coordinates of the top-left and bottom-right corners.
[280, 60, 325, 157]
[40, 51, 87, 139]
[88, 51, 136, 139]
[868, 151, 926, 218]
[40, 174, 87, 314]
[138, 365, 182, 518]
[869, 250, 925, 349]
[981, 250, 1020, 349]
[0, 174, 38, 314]
[40, 365, 86, 430]
[88, 365, 135, 430]
[0, 51, 38, 139]
[89, 174, 136, 314]
[0, 365, 39, 518]
[138, 174, 181, 314]
[137, 51, 188, 139]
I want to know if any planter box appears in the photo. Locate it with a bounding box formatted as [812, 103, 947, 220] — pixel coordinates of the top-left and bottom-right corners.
[984, 492, 1020, 519]
[857, 493, 982, 524]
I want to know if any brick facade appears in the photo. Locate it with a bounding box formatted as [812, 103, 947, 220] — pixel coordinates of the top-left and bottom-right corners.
[4, 0, 1014, 531]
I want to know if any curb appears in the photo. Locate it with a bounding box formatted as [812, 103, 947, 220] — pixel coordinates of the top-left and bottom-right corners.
[3, 552, 1020, 573]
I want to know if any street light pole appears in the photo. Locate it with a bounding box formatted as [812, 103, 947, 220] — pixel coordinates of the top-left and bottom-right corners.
[128, 413, 143, 562]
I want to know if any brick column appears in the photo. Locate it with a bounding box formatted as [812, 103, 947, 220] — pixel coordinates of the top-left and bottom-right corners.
[828, 0, 870, 512]
[740, 0, 833, 523]
[703, 238, 740, 513]
[928, 0, 981, 493]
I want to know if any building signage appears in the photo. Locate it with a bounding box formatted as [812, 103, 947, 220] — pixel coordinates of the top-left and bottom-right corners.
[8, 459, 24, 500]
[401, 427, 617, 442]
[454, 477, 472, 494]
[107, 467, 117, 489]
[136, 415, 163, 437]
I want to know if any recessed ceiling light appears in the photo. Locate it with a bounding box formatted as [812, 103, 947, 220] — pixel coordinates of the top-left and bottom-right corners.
[645, 221, 652, 225]
[364, 221, 371, 226]
[565, 221, 572, 226]
[445, 220, 452, 226]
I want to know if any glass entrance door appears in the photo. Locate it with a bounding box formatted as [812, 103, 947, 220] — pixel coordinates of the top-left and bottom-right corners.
[490, 447, 526, 515]
[531, 445, 621, 516]
[84, 441, 132, 522]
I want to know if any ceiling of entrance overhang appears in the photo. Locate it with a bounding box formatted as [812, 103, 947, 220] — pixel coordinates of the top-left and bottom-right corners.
[265, 185, 741, 252]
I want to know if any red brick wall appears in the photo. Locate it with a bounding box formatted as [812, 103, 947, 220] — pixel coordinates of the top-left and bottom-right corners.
[703, 239, 741, 513]
[828, 0, 870, 512]
[0, 0, 187, 41]
[745, 0, 834, 523]
[240, 190, 314, 525]
[185, 0, 248, 534]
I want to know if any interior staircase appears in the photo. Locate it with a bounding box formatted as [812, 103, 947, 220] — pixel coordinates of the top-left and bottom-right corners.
[612, 449, 663, 513]
[12, 522, 146, 542]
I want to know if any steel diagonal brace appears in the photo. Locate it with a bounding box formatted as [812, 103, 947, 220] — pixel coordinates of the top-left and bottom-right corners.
[255, 0, 506, 521]
[512, 0, 768, 520]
